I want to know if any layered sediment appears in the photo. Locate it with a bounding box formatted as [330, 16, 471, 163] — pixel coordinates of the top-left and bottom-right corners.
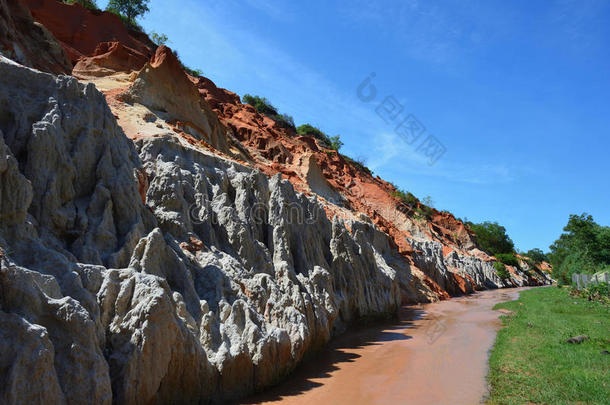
[0, 2, 552, 403]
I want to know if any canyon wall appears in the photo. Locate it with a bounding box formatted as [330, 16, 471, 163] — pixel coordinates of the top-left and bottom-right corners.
[0, 1, 552, 403]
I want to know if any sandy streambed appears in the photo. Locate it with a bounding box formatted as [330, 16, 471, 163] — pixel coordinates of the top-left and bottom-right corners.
[241, 288, 528, 405]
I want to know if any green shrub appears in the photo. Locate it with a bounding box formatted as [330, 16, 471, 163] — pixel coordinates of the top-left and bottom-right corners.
[468, 221, 515, 256]
[328, 135, 343, 151]
[420, 205, 434, 218]
[554, 251, 598, 285]
[493, 261, 510, 279]
[296, 124, 327, 142]
[573, 282, 610, 304]
[391, 188, 419, 207]
[389, 186, 434, 219]
[150, 31, 168, 47]
[524, 248, 548, 264]
[522, 257, 536, 270]
[296, 124, 342, 151]
[422, 195, 434, 208]
[273, 113, 296, 130]
[414, 207, 428, 221]
[495, 253, 520, 268]
[342, 155, 371, 175]
[106, 0, 149, 25]
[242, 94, 295, 130]
[170, 50, 203, 78]
[242, 94, 278, 116]
[588, 281, 609, 296]
[182, 66, 203, 77]
[106, 7, 143, 31]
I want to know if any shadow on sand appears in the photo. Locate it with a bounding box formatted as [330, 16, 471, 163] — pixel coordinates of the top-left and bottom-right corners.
[237, 306, 426, 404]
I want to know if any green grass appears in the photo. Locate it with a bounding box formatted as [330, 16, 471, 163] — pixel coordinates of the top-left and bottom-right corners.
[487, 287, 610, 404]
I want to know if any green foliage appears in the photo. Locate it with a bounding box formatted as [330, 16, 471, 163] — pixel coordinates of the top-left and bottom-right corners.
[489, 288, 610, 404]
[150, 31, 168, 47]
[573, 282, 610, 304]
[341, 155, 371, 175]
[391, 188, 419, 207]
[549, 213, 610, 284]
[588, 282, 609, 298]
[328, 135, 343, 151]
[63, 0, 99, 10]
[522, 257, 536, 270]
[106, 8, 143, 31]
[468, 221, 515, 256]
[182, 66, 203, 77]
[242, 94, 278, 116]
[170, 50, 203, 78]
[495, 253, 520, 268]
[242, 94, 295, 130]
[296, 124, 343, 151]
[524, 248, 548, 264]
[274, 113, 296, 130]
[556, 251, 597, 285]
[413, 206, 432, 220]
[493, 261, 510, 279]
[389, 186, 434, 219]
[296, 124, 327, 142]
[106, 0, 149, 30]
[421, 195, 434, 208]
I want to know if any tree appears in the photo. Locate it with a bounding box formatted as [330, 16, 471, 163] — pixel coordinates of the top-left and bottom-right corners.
[297, 124, 344, 151]
[468, 221, 515, 256]
[548, 213, 610, 283]
[107, 0, 150, 24]
[422, 195, 434, 208]
[242, 94, 278, 116]
[150, 31, 168, 47]
[524, 248, 548, 264]
[328, 135, 343, 151]
[241, 94, 295, 130]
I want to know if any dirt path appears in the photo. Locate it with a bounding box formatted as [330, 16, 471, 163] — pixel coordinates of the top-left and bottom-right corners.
[241, 287, 528, 405]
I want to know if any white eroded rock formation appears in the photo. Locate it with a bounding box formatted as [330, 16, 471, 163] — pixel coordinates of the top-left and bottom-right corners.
[0, 57, 414, 403]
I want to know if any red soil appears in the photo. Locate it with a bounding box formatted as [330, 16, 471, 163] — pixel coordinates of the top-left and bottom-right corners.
[22, 0, 551, 298]
[73, 41, 148, 76]
[23, 0, 154, 64]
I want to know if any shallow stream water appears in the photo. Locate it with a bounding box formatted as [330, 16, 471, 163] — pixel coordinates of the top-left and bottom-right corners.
[241, 287, 528, 405]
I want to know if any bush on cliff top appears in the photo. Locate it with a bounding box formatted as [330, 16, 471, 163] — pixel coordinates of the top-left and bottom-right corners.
[170, 49, 203, 78]
[467, 221, 515, 256]
[389, 186, 435, 219]
[242, 94, 278, 116]
[242, 94, 295, 131]
[391, 187, 418, 207]
[341, 154, 371, 174]
[150, 31, 168, 47]
[107, 0, 149, 23]
[495, 253, 520, 268]
[106, 0, 149, 31]
[524, 248, 548, 264]
[296, 124, 344, 152]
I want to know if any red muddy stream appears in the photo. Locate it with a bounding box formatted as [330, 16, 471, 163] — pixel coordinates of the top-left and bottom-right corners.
[240, 287, 529, 405]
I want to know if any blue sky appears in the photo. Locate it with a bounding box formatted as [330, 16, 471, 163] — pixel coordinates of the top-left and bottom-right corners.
[99, 0, 610, 252]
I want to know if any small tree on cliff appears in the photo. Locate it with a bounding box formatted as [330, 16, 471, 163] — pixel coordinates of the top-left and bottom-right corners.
[468, 221, 515, 256]
[107, 0, 150, 26]
[150, 31, 169, 47]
